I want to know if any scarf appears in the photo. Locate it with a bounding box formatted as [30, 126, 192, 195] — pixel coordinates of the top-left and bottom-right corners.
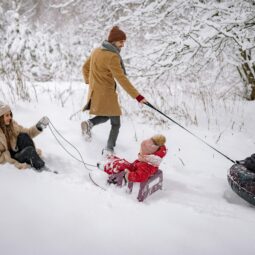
[101, 40, 127, 75]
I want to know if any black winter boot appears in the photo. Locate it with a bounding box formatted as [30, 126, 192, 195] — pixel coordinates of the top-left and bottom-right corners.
[14, 146, 45, 171]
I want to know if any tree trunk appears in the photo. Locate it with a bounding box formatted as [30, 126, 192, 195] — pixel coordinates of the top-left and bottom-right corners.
[240, 50, 255, 100]
[251, 79, 255, 100]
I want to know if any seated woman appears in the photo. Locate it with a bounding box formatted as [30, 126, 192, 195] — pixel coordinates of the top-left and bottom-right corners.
[0, 101, 49, 171]
[102, 134, 167, 183]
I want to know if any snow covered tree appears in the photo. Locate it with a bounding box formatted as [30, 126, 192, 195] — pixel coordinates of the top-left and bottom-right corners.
[1, 0, 254, 106]
[0, 3, 31, 100]
[122, 0, 255, 100]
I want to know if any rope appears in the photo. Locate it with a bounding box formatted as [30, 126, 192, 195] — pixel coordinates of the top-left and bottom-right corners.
[48, 120, 97, 169]
[48, 121, 106, 190]
[145, 102, 236, 164]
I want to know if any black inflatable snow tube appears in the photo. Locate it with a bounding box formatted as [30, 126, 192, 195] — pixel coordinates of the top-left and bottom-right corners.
[228, 164, 255, 206]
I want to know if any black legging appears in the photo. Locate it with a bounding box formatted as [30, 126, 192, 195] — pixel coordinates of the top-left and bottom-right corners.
[11, 133, 45, 170]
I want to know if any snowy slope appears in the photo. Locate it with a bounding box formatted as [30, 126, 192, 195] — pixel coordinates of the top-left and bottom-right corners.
[0, 83, 255, 255]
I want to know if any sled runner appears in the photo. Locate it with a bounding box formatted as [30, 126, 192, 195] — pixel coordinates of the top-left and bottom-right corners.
[108, 170, 163, 202]
[227, 163, 255, 206]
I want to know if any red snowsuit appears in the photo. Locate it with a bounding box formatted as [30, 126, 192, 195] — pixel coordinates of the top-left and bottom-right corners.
[104, 145, 167, 182]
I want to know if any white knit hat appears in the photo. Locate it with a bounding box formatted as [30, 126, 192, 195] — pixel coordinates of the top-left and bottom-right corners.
[0, 101, 11, 117]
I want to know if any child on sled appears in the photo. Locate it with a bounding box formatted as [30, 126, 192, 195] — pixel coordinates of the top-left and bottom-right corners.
[100, 134, 167, 183]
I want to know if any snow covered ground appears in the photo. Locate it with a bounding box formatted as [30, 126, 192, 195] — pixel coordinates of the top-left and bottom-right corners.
[0, 82, 255, 255]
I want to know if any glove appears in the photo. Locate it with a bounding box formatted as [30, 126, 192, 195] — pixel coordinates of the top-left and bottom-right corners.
[36, 116, 50, 131]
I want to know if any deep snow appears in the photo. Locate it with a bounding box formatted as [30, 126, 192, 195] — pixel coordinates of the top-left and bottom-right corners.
[0, 82, 255, 255]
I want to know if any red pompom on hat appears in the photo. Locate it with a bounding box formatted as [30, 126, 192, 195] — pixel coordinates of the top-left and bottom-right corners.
[108, 26, 126, 43]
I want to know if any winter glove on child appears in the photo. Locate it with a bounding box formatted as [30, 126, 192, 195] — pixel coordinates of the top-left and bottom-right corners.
[36, 116, 50, 131]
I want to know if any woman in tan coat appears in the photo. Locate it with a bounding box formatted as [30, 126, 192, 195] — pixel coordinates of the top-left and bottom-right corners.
[81, 26, 147, 155]
[0, 101, 49, 170]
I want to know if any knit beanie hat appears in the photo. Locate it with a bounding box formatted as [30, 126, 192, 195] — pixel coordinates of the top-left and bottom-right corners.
[0, 101, 11, 117]
[108, 26, 126, 43]
[152, 134, 166, 147]
[140, 139, 160, 155]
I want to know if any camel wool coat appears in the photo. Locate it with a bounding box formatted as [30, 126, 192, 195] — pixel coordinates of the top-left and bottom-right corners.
[82, 48, 140, 116]
[0, 120, 41, 169]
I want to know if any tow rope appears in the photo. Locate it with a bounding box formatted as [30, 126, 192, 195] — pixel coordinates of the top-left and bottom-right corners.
[145, 102, 236, 164]
[48, 120, 106, 190]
